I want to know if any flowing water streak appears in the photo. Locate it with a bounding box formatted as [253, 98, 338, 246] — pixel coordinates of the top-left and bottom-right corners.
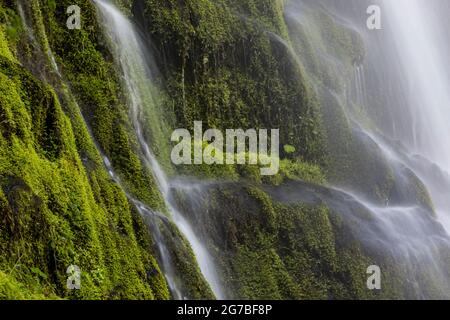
[133, 200, 183, 300]
[354, 66, 363, 106]
[102, 155, 182, 299]
[93, 0, 224, 299]
[17, 1, 36, 42]
[17, 0, 61, 78]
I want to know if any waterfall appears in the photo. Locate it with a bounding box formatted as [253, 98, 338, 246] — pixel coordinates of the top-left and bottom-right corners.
[284, 0, 450, 298]
[93, 0, 224, 299]
[10, 0, 450, 300]
[380, 0, 450, 232]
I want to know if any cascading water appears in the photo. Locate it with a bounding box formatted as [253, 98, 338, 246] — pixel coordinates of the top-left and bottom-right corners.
[93, 0, 224, 299]
[341, 0, 450, 234]
[283, 0, 450, 298]
[379, 0, 450, 231]
[382, 0, 450, 164]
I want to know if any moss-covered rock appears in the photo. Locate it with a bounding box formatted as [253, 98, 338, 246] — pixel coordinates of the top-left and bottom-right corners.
[1, 0, 447, 301]
[137, 0, 326, 166]
[0, 51, 172, 298]
[0, 0, 174, 300]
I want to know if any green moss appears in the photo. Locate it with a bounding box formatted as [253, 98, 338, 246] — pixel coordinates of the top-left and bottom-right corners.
[0, 29, 170, 299]
[26, 0, 164, 208]
[0, 0, 226, 300]
[283, 144, 296, 155]
[0, 270, 53, 299]
[140, 0, 326, 165]
[264, 158, 326, 186]
[0, 4, 22, 62]
[0, 27, 14, 61]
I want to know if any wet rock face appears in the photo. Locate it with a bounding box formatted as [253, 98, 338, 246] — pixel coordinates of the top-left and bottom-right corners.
[2, 0, 450, 300]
